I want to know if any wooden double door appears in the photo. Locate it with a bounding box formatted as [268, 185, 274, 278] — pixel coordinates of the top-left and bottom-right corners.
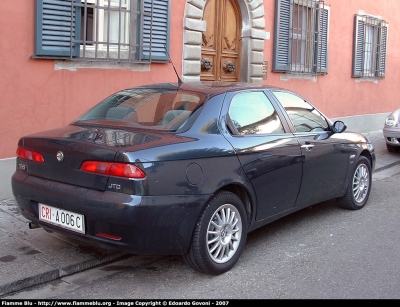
[201, 0, 242, 82]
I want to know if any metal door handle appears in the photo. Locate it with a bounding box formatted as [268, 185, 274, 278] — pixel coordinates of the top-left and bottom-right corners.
[223, 61, 236, 73]
[301, 144, 314, 152]
[201, 58, 213, 71]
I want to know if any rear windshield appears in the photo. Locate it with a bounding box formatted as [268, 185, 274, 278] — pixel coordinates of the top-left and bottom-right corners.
[74, 88, 204, 132]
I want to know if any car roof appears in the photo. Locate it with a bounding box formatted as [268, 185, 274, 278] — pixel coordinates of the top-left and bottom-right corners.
[130, 81, 285, 96]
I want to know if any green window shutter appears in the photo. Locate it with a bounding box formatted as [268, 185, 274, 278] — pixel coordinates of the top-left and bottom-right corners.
[141, 0, 170, 62]
[273, 0, 291, 72]
[314, 5, 329, 74]
[34, 0, 81, 57]
[377, 23, 388, 78]
[352, 15, 364, 77]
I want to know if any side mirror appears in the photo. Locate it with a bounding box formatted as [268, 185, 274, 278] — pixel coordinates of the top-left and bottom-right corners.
[332, 120, 347, 133]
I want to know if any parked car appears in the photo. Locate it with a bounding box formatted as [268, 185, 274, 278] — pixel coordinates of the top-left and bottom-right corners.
[12, 81, 375, 275]
[383, 109, 400, 152]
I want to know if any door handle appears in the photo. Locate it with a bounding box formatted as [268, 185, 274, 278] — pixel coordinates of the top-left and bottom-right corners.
[223, 61, 236, 73]
[201, 58, 213, 71]
[301, 144, 314, 152]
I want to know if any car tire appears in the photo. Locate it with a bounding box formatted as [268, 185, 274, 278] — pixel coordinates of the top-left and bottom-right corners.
[386, 143, 398, 153]
[184, 191, 248, 275]
[337, 156, 371, 210]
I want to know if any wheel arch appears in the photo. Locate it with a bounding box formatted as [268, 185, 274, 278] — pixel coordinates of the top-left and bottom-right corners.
[217, 183, 256, 230]
[359, 148, 375, 172]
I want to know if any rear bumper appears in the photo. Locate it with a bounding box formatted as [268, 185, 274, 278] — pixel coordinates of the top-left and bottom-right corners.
[12, 171, 208, 255]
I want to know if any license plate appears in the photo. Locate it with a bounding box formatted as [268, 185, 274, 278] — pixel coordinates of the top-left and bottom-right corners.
[39, 203, 85, 234]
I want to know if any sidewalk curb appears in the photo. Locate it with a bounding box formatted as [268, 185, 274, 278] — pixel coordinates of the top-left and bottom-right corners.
[0, 239, 126, 296]
[374, 160, 400, 173]
[0, 198, 127, 296]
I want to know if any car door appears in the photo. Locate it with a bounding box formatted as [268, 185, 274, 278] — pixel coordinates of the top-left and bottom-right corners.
[221, 90, 303, 220]
[270, 90, 351, 208]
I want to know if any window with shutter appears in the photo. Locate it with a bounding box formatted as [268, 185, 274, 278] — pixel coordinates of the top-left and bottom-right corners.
[33, 0, 170, 63]
[273, 0, 330, 75]
[352, 14, 388, 78]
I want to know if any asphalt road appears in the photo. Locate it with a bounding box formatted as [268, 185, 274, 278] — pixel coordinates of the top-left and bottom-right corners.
[4, 166, 400, 300]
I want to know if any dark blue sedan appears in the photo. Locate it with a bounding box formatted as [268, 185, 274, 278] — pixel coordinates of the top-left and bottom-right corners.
[12, 81, 375, 275]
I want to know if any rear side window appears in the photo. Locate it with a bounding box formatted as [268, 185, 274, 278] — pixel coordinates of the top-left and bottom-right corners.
[228, 92, 285, 135]
[272, 91, 328, 132]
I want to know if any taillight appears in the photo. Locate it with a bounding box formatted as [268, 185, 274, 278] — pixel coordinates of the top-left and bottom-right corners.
[81, 161, 146, 179]
[16, 147, 44, 162]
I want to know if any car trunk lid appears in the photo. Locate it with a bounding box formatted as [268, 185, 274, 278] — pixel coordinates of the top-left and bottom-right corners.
[18, 124, 175, 191]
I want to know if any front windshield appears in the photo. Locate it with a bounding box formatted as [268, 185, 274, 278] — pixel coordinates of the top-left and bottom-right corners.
[74, 88, 204, 131]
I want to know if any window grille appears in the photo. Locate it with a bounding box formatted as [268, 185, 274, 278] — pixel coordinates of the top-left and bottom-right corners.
[273, 0, 329, 75]
[352, 14, 388, 78]
[34, 0, 170, 63]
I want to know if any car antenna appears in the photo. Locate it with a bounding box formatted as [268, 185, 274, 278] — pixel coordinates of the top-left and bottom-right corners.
[164, 44, 183, 86]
